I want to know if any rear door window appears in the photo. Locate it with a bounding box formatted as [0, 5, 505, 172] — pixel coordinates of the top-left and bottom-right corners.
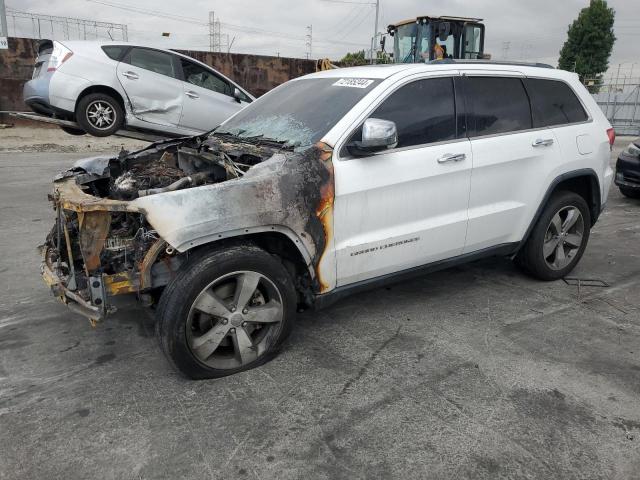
[466, 76, 532, 136]
[524, 78, 588, 127]
[179, 59, 232, 96]
[124, 48, 177, 78]
[368, 77, 457, 148]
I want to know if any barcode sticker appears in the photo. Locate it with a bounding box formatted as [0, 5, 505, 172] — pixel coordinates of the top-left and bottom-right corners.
[332, 78, 374, 89]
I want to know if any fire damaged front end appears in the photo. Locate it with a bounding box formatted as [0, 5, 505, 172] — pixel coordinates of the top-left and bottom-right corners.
[41, 134, 335, 323]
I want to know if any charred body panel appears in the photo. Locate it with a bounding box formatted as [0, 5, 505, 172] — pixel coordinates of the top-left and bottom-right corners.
[41, 135, 335, 321]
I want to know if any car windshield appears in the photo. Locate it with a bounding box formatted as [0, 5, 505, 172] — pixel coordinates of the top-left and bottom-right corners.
[215, 77, 380, 148]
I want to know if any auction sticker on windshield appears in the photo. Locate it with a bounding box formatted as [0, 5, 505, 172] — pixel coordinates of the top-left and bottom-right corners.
[332, 78, 374, 89]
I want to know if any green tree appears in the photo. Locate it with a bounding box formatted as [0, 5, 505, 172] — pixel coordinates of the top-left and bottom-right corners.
[558, 0, 616, 84]
[339, 49, 391, 66]
[375, 50, 392, 64]
[339, 50, 367, 67]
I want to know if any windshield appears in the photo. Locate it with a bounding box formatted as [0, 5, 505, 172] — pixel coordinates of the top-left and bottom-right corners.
[216, 78, 380, 148]
[393, 23, 417, 63]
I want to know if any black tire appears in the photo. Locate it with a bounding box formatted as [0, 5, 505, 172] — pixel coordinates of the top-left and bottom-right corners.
[156, 243, 297, 379]
[619, 186, 640, 199]
[75, 92, 124, 137]
[516, 191, 591, 281]
[59, 126, 86, 136]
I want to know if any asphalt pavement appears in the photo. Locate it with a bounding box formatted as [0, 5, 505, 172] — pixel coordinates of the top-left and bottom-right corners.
[0, 145, 639, 479]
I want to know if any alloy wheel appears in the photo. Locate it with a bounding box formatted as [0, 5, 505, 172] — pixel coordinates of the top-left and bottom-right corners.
[186, 271, 284, 370]
[86, 100, 116, 130]
[543, 205, 585, 270]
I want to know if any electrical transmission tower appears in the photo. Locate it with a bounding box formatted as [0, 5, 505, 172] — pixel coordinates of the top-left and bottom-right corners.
[208, 11, 222, 52]
[305, 25, 312, 59]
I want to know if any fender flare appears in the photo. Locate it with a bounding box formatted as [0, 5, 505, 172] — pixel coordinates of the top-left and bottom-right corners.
[515, 168, 601, 254]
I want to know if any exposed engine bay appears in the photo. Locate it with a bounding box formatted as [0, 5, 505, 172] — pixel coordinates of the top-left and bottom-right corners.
[76, 134, 287, 201]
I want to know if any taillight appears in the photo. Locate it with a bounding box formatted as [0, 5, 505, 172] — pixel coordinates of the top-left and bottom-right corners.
[607, 128, 615, 148]
[47, 41, 73, 72]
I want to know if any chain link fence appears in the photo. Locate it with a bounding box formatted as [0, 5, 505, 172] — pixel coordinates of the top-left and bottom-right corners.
[586, 76, 640, 137]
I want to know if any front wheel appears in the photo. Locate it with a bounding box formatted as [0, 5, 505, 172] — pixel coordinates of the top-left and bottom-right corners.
[156, 243, 297, 379]
[516, 191, 591, 281]
[75, 93, 124, 137]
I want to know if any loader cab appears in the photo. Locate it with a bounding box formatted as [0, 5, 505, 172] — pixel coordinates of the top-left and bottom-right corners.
[388, 16, 485, 63]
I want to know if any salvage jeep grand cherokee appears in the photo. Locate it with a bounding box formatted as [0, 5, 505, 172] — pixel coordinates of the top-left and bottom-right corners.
[41, 62, 614, 379]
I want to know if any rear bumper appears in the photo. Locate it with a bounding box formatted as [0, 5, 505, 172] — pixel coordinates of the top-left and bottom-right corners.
[23, 73, 51, 104]
[24, 73, 74, 118]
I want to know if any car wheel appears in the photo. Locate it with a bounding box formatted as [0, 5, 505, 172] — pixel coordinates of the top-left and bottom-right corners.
[516, 191, 591, 281]
[75, 93, 124, 137]
[59, 126, 86, 136]
[619, 186, 640, 199]
[156, 243, 297, 379]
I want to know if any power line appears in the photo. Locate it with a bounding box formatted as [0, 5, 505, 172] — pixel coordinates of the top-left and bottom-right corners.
[84, 0, 206, 25]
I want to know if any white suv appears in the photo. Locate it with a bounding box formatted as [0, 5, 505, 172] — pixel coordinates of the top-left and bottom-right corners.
[41, 62, 614, 379]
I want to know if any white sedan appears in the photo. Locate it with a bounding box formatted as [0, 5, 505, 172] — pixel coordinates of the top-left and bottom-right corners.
[23, 40, 254, 137]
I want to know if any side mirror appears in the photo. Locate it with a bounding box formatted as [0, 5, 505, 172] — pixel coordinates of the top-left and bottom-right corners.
[348, 118, 398, 156]
[233, 87, 243, 103]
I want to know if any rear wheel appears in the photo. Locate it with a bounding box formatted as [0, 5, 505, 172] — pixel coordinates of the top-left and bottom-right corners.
[75, 92, 124, 137]
[619, 186, 640, 199]
[156, 243, 297, 379]
[516, 191, 591, 280]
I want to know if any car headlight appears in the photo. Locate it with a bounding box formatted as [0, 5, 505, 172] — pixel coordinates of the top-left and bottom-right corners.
[623, 142, 640, 157]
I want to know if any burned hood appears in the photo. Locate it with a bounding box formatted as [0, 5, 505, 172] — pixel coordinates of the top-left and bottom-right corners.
[131, 144, 333, 274]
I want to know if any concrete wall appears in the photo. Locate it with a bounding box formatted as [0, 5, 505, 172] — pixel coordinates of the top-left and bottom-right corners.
[178, 50, 315, 97]
[0, 37, 317, 119]
[0, 38, 40, 116]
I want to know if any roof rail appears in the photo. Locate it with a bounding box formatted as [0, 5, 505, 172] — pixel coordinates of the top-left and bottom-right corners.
[428, 59, 554, 69]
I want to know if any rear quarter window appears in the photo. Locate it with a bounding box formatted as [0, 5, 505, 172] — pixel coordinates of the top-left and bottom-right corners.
[101, 46, 127, 61]
[524, 78, 589, 127]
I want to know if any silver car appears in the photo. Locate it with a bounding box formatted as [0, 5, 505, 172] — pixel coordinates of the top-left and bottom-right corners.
[23, 40, 254, 137]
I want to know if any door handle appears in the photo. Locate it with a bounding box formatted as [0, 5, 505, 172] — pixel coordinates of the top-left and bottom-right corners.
[532, 138, 554, 147]
[185, 91, 199, 99]
[437, 153, 466, 164]
[121, 71, 139, 80]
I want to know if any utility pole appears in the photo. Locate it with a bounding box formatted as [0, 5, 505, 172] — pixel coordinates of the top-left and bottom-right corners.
[305, 25, 312, 59]
[370, 0, 379, 64]
[0, 0, 8, 39]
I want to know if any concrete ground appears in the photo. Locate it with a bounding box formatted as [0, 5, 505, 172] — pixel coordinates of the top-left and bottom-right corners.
[0, 125, 148, 153]
[0, 134, 639, 479]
